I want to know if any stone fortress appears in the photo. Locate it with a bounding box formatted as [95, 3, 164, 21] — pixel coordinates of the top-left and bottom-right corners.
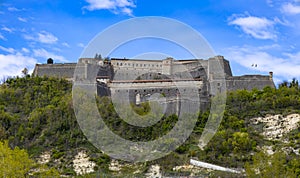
[33, 56, 275, 111]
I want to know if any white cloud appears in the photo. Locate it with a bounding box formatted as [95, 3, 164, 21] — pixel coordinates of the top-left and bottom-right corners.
[0, 33, 6, 40]
[228, 15, 277, 40]
[18, 17, 27, 22]
[77, 43, 85, 48]
[281, 3, 300, 15]
[24, 31, 58, 44]
[33, 48, 68, 63]
[83, 0, 136, 16]
[0, 46, 15, 53]
[7, 7, 21, 12]
[121, 7, 133, 16]
[21, 48, 30, 53]
[38, 31, 57, 44]
[266, 0, 273, 7]
[1, 26, 14, 33]
[0, 53, 37, 79]
[62, 42, 70, 48]
[225, 45, 300, 80]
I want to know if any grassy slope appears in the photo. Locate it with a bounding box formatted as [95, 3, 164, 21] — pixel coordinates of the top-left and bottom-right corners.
[1, 76, 300, 177]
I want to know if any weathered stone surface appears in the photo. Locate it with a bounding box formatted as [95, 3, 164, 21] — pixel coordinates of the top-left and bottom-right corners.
[250, 114, 300, 140]
[73, 151, 96, 175]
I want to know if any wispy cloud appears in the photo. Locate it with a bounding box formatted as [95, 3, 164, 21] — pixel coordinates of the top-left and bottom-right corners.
[0, 53, 37, 78]
[225, 45, 300, 80]
[266, 0, 274, 7]
[228, 14, 277, 40]
[7, 7, 21, 12]
[18, 17, 27, 22]
[21, 48, 30, 53]
[62, 42, 70, 48]
[0, 46, 15, 53]
[33, 48, 68, 63]
[77, 43, 85, 48]
[281, 3, 300, 15]
[83, 0, 136, 16]
[38, 31, 58, 44]
[24, 31, 58, 44]
[0, 33, 6, 41]
[1, 26, 14, 33]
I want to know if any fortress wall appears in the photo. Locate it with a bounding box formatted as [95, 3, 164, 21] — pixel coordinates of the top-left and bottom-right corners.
[208, 56, 232, 80]
[223, 59, 232, 77]
[34, 63, 76, 79]
[111, 59, 163, 71]
[226, 75, 275, 91]
[111, 59, 164, 79]
[108, 80, 205, 113]
[172, 61, 204, 73]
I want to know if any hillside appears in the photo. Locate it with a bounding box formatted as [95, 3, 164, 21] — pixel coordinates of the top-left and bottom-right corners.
[1, 76, 300, 177]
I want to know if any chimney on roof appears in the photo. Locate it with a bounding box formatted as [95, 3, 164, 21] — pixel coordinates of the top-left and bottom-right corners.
[47, 58, 53, 64]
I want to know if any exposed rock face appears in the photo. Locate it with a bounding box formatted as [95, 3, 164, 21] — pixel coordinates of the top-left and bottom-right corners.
[109, 159, 122, 171]
[251, 114, 300, 140]
[145, 165, 162, 178]
[38, 151, 51, 164]
[73, 151, 96, 175]
[262, 146, 274, 155]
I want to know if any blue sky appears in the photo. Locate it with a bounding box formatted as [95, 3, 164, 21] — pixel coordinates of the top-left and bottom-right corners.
[1, 0, 300, 85]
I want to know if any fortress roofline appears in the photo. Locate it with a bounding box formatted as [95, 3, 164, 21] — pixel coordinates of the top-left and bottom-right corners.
[35, 62, 77, 66]
[110, 58, 164, 62]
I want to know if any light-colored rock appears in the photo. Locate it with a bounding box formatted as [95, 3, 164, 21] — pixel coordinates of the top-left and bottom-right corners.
[73, 151, 96, 175]
[262, 146, 274, 155]
[109, 159, 122, 171]
[38, 151, 51, 164]
[145, 164, 162, 178]
[250, 114, 300, 140]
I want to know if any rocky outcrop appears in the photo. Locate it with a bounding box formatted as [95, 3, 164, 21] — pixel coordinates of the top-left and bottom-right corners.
[73, 151, 96, 175]
[251, 114, 300, 140]
[145, 165, 162, 178]
[109, 159, 122, 171]
[38, 151, 51, 164]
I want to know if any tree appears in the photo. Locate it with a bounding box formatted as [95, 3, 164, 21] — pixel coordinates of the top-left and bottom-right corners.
[0, 140, 60, 177]
[0, 140, 34, 177]
[245, 151, 297, 178]
[21, 68, 28, 76]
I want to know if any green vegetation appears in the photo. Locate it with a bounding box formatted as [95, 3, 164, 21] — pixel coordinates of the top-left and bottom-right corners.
[1, 76, 300, 177]
[0, 140, 59, 177]
[245, 151, 298, 178]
